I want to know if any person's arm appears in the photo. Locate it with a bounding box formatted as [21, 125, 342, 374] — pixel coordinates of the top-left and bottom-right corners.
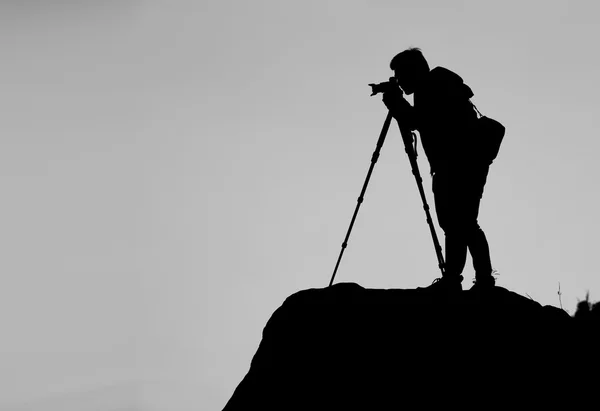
[382, 88, 417, 131]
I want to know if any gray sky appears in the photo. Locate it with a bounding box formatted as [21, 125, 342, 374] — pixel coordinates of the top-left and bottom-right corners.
[1, 1, 599, 410]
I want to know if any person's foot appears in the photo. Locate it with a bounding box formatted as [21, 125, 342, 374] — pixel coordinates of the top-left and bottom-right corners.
[470, 274, 496, 291]
[420, 275, 463, 292]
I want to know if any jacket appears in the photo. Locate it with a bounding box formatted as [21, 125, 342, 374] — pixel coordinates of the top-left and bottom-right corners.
[413, 67, 478, 174]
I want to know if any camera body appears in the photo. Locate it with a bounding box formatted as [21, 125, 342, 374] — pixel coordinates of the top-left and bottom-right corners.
[369, 77, 402, 96]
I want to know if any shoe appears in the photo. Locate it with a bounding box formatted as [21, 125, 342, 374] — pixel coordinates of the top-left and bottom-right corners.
[420, 275, 463, 292]
[470, 275, 496, 291]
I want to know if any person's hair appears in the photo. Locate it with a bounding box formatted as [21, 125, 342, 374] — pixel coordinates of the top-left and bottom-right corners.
[389, 47, 430, 74]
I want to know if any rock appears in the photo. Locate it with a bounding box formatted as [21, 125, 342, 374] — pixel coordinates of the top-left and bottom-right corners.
[224, 283, 592, 410]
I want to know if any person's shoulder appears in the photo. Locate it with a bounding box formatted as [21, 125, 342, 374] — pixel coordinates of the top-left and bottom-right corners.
[429, 66, 464, 85]
[428, 66, 474, 99]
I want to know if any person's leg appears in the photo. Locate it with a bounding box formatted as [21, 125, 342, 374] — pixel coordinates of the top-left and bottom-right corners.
[463, 164, 493, 280]
[469, 224, 492, 277]
[433, 172, 468, 279]
[444, 230, 469, 277]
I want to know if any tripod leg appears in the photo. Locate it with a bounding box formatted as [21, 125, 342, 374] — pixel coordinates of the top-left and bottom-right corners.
[399, 128, 445, 276]
[328, 111, 394, 287]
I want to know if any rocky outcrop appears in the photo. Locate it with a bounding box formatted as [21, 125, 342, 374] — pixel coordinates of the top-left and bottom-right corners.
[224, 283, 594, 410]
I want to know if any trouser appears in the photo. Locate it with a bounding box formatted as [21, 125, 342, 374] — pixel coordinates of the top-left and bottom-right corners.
[432, 164, 492, 279]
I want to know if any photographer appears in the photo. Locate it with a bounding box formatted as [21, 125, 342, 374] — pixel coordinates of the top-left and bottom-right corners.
[382, 48, 495, 292]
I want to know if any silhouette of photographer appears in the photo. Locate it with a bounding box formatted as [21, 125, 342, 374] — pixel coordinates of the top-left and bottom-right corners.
[382, 48, 495, 291]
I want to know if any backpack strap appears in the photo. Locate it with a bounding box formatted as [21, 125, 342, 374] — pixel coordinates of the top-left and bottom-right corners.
[472, 103, 483, 118]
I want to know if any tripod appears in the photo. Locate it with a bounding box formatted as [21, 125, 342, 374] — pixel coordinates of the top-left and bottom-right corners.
[328, 105, 445, 287]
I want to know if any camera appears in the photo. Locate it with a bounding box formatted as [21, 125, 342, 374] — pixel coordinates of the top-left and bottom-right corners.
[369, 77, 402, 96]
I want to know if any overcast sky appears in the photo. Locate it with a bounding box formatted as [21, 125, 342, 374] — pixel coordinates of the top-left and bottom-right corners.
[1, 1, 599, 410]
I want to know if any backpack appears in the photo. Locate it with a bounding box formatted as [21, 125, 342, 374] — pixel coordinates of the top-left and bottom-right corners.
[471, 104, 505, 164]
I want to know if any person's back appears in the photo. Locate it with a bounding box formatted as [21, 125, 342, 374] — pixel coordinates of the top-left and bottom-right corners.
[413, 66, 479, 174]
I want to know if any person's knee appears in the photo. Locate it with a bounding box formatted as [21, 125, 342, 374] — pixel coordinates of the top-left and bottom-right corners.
[463, 222, 487, 243]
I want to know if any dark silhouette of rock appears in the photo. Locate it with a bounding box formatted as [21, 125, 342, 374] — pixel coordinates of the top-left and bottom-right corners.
[223, 283, 595, 410]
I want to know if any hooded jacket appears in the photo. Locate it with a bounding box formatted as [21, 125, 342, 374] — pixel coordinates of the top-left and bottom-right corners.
[413, 66, 478, 174]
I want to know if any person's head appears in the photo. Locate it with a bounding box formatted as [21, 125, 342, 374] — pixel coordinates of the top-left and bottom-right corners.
[389, 47, 430, 95]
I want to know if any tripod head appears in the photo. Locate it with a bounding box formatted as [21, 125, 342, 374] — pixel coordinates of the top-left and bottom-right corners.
[369, 77, 403, 96]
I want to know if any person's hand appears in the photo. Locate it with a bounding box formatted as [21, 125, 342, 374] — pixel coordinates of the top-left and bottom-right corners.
[382, 86, 415, 129]
[382, 86, 405, 112]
